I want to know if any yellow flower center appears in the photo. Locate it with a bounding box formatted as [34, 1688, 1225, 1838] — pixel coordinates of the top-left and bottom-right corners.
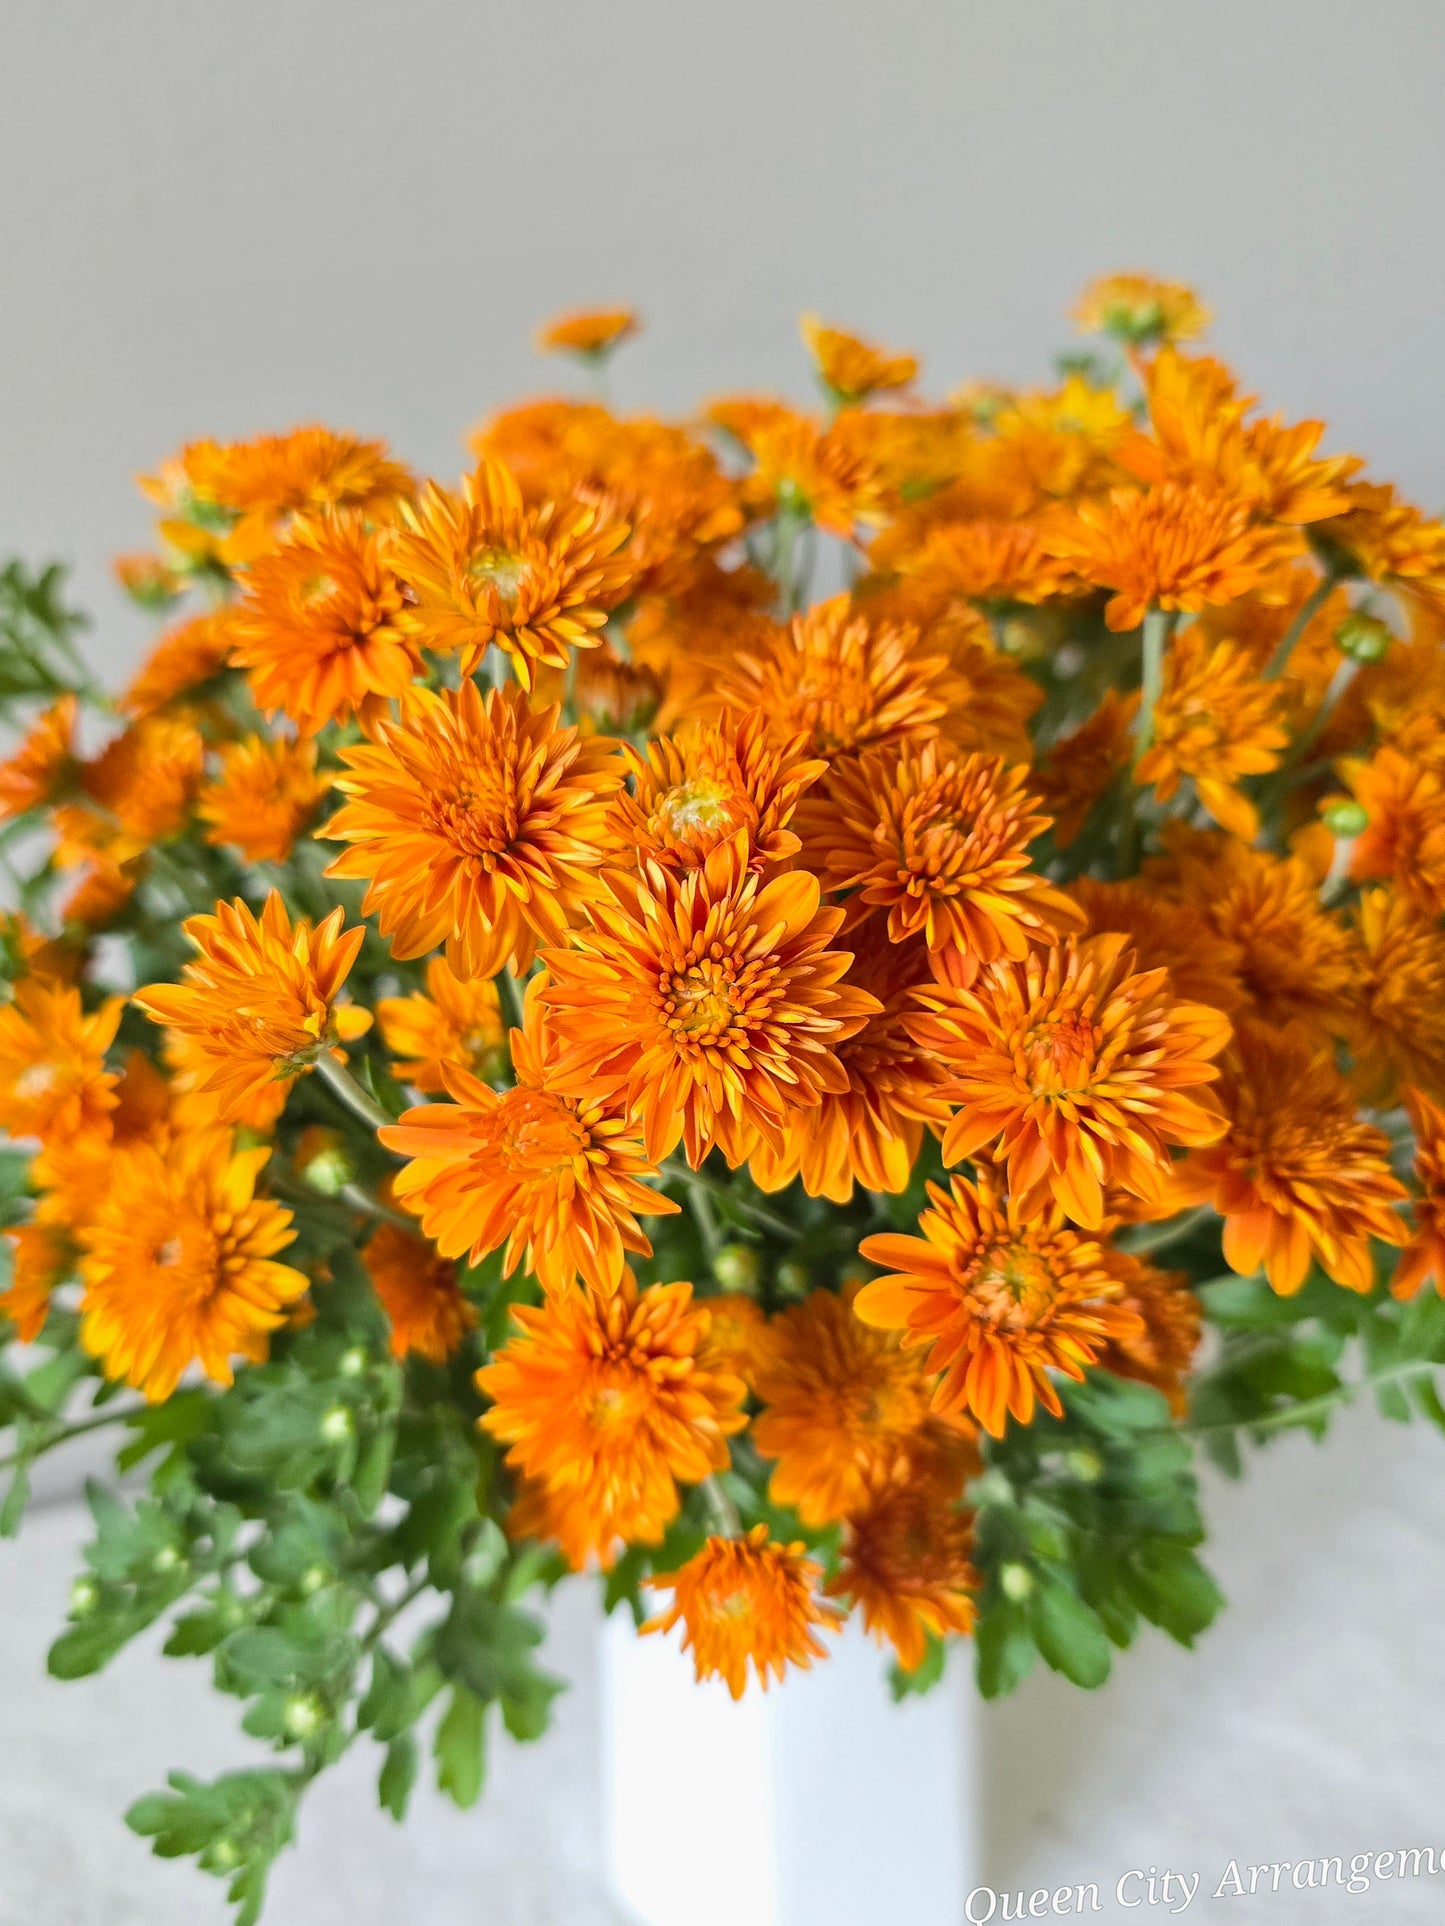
[666, 960, 746, 1043]
[483, 1086, 589, 1179]
[657, 776, 743, 845]
[467, 546, 527, 609]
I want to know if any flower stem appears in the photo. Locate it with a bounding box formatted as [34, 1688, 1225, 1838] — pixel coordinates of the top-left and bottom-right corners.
[1263, 567, 1340, 681]
[312, 1051, 395, 1135]
[1133, 609, 1171, 760]
[0, 1403, 145, 1477]
[338, 1184, 414, 1232]
[495, 968, 528, 1036]
[1186, 1359, 1436, 1439]
[661, 1160, 798, 1243]
[1117, 1204, 1216, 1257]
[699, 1476, 742, 1538]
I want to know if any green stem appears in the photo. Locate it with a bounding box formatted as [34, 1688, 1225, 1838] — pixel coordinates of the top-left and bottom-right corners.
[1132, 609, 1171, 760]
[0, 1403, 144, 1476]
[362, 1572, 431, 1648]
[698, 1475, 742, 1538]
[681, 1174, 723, 1261]
[1186, 1359, 1435, 1439]
[338, 1184, 414, 1232]
[1263, 568, 1340, 681]
[495, 968, 528, 1036]
[662, 1160, 798, 1242]
[1117, 1204, 1216, 1257]
[312, 1052, 395, 1135]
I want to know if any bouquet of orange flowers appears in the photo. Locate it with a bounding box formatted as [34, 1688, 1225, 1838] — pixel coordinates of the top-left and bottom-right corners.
[4, 272, 1445, 1920]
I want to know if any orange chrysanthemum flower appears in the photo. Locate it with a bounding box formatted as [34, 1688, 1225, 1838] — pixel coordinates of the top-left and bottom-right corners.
[750, 1284, 944, 1526]
[697, 1292, 770, 1391]
[911, 934, 1230, 1229]
[478, 1273, 746, 1568]
[78, 1130, 307, 1401]
[1341, 745, 1445, 914]
[535, 306, 639, 358]
[363, 1222, 476, 1363]
[801, 740, 1082, 981]
[0, 979, 122, 1145]
[375, 955, 506, 1094]
[715, 594, 959, 760]
[541, 833, 879, 1168]
[1033, 689, 1139, 849]
[118, 612, 237, 719]
[1172, 1019, 1406, 1295]
[1043, 482, 1302, 633]
[1068, 876, 1245, 1015]
[379, 991, 678, 1296]
[644, 1525, 842, 1697]
[748, 924, 949, 1202]
[857, 1173, 1140, 1435]
[986, 376, 1136, 507]
[391, 457, 633, 688]
[1315, 481, 1445, 619]
[324, 681, 625, 980]
[1134, 628, 1289, 839]
[1393, 1089, 1445, 1301]
[78, 711, 207, 856]
[1092, 1252, 1201, 1416]
[610, 708, 824, 874]
[1073, 273, 1211, 346]
[113, 550, 183, 611]
[1345, 887, 1445, 1106]
[0, 695, 77, 820]
[887, 517, 1081, 608]
[197, 734, 329, 865]
[733, 407, 885, 540]
[1151, 824, 1358, 1041]
[0, 1222, 71, 1343]
[134, 892, 370, 1123]
[162, 1023, 288, 1136]
[27, 1049, 172, 1243]
[799, 314, 918, 405]
[229, 512, 419, 735]
[829, 1442, 980, 1671]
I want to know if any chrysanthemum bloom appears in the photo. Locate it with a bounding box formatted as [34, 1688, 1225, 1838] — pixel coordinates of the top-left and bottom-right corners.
[1121, 350, 1359, 526]
[27, 1048, 173, 1242]
[609, 708, 824, 874]
[77, 1130, 308, 1401]
[1344, 888, 1445, 1106]
[118, 611, 238, 719]
[0, 695, 76, 820]
[0, 1222, 71, 1343]
[0, 980, 122, 1144]
[376, 956, 506, 1094]
[390, 457, 633, 688]
[113, 550, 184, 611]
[535, 306, 639, 359]
[829, 1443, 980, 1671]
[1340, 745, 1445, 914]
[478, 1274, 746, 1567]
[857, 1173, 1140, 1435]
[911, 934, 1229, 1229]
[1150, 825, 1358, 1043]
[197, 734, 328, 865]
[1043, 482, 1302, 632]
[1314, 481, 1445, 620]
[734, 408, 885, 540]
[1133, 628, 1288, 840]
[715, 593, 960, 760]
[643, 1525, 842, 1697]
[79, 711, 207, 856]
[750, 1284, 942, 1525]
[362, 1222, 476, 1363]
[145, 425, 413, 566]
[1172, 1019, 1406, 1295]
[748, 924, 950, 1201]
[1392, 1090, 1445, 1301]
[324, 681, 625, 980]
[541, 833, 879, 1168]
[1092, 1252, 1201, 1416]
[229, 513, 419, 735]
[1072, 273, 1211, 346]
[698, 1292, 770, 1391]
[800, 741, 1082, 982]
[379, 993, 678, 1296]
[1033, 688, 1139, 848]
[886, 517, 1081, 608]
[799, 315, 918, 406]
[627, 557, 776, 730]
[134, 892, 371, 1123]
[1068, 876, 1245, 1015]
[162, 1023, 289, 1136]
[986, 375, 1136, 506]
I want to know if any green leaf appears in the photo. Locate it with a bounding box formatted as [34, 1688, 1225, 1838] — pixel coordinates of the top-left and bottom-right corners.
[48, 1610, 151, 1679]
[1031, 1580, 1112, 1689]
[434, 1686, 487, 1808]
[0, 1461, 30, 1537]
[379, 1734, 418, 1822]
[888, 1631, 947, 1701]
[118, 1391, 212, 1473]
[1125, 1543, 1223, 1648]
[975, 1601, 1036, 1700]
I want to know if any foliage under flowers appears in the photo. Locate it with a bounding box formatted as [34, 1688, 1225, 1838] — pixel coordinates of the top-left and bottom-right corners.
[4, 276, 1445, 1919]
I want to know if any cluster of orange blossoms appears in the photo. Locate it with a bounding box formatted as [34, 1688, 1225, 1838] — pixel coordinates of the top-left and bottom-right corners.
[6, 272, 1445, 1700]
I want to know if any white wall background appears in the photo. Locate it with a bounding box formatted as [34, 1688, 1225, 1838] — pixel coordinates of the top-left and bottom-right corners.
[2, 3, 1444, 1919]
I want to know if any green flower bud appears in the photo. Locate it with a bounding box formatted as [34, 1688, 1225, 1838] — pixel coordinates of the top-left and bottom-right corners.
[774, 1259, 810, 1300]
[69, 1577, 99, 1618]
[713, 1243, 761, 1296]
[304, 1145, 357, 1196]
[999, 1561, 1035, 1603]
[320, 1404, 354, 1444]
[338, 1345, 369, 1378]
[1322, 798, 1369, 838]
[151, 1544, 182, 1573]
[1335, 611, 1391, 663]
[299, 1564, 329, 1597]
[283, 1691, 327, 1740]
[1065, 1448, 1104, 1484]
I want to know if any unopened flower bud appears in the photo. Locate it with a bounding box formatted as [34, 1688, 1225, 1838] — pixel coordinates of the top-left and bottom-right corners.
[69, 1577, 99, 1618]
[283, 1691, 326, 1740]
[713, 1244, 761, 1295]
[774, 1259, 810, 1300]
[1335, 611, 1391, 663]
[320, 1405, 354, 1444]
[999, 1561, 1035, 1603]
[297, 1126, 356, 1197]
[338, 1345, 369, 1378]
[1322, 798, 1369, 839]
[1065, 1448, 1105, 1484]
[299, 1564, 329, 1596]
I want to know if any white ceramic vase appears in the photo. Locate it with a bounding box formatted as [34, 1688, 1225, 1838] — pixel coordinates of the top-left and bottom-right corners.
[601, 1608, 976, 1926]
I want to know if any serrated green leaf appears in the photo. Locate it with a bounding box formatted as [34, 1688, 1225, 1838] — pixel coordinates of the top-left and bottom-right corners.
[379, 1734, 418, 1822]
[1032, 1581, 1111, 1689]
[1125, 1543, 1223, 1647]
[434, 1686, 487, 1808]
[975, 1602, 1036, 1700]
